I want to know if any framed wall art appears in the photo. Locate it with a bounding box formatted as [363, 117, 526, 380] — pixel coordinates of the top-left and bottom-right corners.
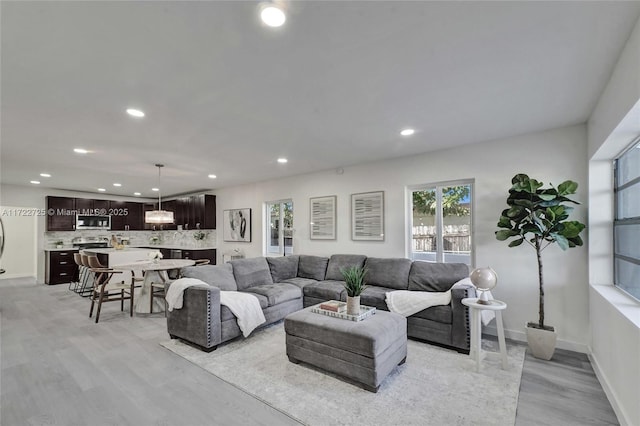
[223, 208, 251, 242]
[310, 196, 336, 240]
[351, 191, 384, 241]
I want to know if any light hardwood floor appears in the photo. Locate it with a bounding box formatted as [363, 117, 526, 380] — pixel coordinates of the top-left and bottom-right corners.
[0, 277, 618, 425]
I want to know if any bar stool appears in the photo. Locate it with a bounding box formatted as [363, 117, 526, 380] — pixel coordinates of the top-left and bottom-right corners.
[77, 254, 94, 297]
[88, 255, 134, 323]
[69, 253, 83, 292]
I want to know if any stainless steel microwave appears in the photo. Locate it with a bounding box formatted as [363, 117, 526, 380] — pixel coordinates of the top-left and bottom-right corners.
[76, 215, 111, 230]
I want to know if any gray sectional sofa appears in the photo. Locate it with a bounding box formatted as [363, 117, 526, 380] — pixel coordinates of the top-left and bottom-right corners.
[166, 254, 476, 353]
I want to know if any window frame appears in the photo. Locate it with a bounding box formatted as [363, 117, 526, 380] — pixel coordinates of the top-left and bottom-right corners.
[264, 199, 294, 257]
[406, 179, 475, 266]
[613, 136, 640, 301]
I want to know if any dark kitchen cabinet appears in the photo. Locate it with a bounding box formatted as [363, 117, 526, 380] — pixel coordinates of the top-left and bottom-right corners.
[46, 196, 76, 231]
[45, 250, 79, 284]
[109, 201, 143, 231]
[75, 198, 109, 214]
[172, 194, 216, 230]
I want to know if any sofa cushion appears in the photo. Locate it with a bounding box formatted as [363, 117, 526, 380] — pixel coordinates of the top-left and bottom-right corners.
[230, 257, 274, 291]
[238, 290, 269, 309]
[297, 255, 329, 281]
[266, 256, 300, 283]
[281, 277, 318, 289]
[325, 254, 367, 281]
[411, 305, 453, 324]
[408, 262, 469, 292]
[359, 285, 391, 311]
[180, 264, 237, 291]
[364, 257, 411, 290]
[245, 283, 301, 306]
[302, 280, 346, 301]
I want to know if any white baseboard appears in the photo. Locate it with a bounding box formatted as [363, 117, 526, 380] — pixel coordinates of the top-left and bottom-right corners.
[0, 273, 36, 280]
[589, 351, 630, 426]
[483, 325, 590, 354]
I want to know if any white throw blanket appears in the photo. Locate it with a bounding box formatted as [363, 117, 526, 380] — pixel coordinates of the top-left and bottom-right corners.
[385, 290, 452, 317]
[165, 278, 210, 312]
[220, 291, 266, 337]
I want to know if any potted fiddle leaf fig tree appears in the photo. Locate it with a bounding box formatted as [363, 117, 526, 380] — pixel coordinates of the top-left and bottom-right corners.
[341, 266, 367, 316]
[496, 174, 586, 360]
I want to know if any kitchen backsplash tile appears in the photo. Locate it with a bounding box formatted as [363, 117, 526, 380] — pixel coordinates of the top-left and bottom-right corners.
[44, 229, 216, 248]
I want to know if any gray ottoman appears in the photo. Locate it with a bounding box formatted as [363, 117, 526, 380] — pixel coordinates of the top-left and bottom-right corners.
[284, 306, 407, 392]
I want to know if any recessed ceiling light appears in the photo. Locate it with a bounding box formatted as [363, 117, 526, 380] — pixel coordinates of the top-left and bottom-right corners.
[133, 192, 141, 196]
[30, 180, 40, 184]
[208, 174, 217, 179]
[152, 188, 159, 192]
[113, 183, 122, 187]
[400, 128, 415, 136]
[277, 158, 288, 164]
[74, 148, 89, 154]
[260, 4, 286, 27]
[98, 188, 106, 192]
[126, 108, 145, 118]
[40, 173, 51, 178]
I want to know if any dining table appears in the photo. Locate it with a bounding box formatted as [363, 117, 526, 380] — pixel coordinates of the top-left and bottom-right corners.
[113, 258, 195, 314]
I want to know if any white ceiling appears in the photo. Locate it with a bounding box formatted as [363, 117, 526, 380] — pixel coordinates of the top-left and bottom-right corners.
[2, 1, 639, 198]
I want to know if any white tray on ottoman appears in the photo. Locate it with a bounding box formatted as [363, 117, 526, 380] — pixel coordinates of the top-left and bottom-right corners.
[284, 305, 407, 392]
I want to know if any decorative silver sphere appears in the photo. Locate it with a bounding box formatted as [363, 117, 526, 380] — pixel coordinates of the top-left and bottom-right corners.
[470, 267, 498, 304]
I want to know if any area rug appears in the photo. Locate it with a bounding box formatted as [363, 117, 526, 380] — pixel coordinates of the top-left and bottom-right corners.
[160, 322, 526, 426]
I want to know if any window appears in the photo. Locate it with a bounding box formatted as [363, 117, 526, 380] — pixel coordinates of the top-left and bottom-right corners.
[408, 180, 473, 265]
[614, 138, 640, 300]
[266, 200, 293, 255]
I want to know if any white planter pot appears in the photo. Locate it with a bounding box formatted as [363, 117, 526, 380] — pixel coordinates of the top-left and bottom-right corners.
[346, 296, 361, 316]
[525, 324, 557, 360]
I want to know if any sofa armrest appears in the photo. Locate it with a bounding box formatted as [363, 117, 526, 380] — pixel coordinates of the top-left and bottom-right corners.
[450, 284, 477, 353]
[166, 284, 222, 351]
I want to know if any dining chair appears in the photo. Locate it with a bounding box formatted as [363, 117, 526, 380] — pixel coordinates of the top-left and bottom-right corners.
[87, 255, 134, 323]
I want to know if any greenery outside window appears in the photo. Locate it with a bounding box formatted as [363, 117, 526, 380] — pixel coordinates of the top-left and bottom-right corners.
[266, 200, 293, 256]
[407, 180, 474, 265]
[614, 137, 640, 300]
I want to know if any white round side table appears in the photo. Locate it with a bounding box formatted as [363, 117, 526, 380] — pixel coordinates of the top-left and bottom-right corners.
[462, 297, 508, 372]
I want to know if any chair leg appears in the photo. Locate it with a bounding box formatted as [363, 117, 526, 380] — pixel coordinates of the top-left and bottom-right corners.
[95, 289, 104, 323]
[89, 290, 96, 318]
[150, 285, 154, 314]
[121, 289, 124, 311]
[130, 283, 135, 317]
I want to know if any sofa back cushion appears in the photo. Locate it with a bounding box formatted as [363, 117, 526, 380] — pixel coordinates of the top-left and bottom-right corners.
[408, 261, 469, 292]
[297, 255, 329, 281]
[325, 254, 367, 281]
[180, 264, 237, 291]
[266, 255, 300, 283]
[364, 257, 411, 290]
[230, 257, 273, 290]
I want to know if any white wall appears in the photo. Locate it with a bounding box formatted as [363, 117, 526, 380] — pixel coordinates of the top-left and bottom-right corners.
[586, 15, 640, 426]
[215, 124, 590, 351]
[0, 206, 37, 279]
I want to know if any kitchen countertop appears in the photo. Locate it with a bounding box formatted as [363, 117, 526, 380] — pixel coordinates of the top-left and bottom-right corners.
[132, 244, 217, 250]
[44, 244, 216, 252]
[80, 247, 157, 254]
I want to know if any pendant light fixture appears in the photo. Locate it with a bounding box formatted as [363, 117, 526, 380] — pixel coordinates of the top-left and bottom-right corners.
[145, 164, 174, 224]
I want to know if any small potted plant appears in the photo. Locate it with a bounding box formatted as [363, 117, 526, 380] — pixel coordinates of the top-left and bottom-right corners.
[341, 266, 367, 315]
[148, 250, 163, 264]
[193, 230, 207, 247]
[496, 174, 586, 360]
[54, 240, 64, 249]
